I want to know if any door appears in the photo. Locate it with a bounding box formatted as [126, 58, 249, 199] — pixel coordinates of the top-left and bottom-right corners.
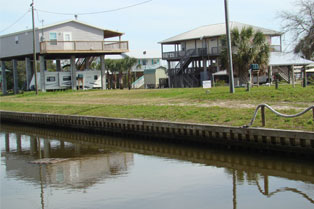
[63, 32, 73, 50]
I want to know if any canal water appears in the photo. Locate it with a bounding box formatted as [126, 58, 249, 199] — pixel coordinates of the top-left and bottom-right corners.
[1, 123, 314, 209]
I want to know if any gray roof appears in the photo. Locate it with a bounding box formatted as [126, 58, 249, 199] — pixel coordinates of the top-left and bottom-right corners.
[160, 21, 282, 44]
[269, 52, 314, 66]
[0, 20, 123, 38]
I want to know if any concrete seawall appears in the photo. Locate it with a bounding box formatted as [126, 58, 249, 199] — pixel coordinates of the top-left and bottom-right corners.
[1, 110, 313, 155]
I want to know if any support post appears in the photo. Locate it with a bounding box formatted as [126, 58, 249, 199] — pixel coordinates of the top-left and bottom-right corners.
[39, 56, 46, 92]
[303, 67, 307, 88]
[233, 170, 237, 209]
[85, 57, 90, 69]
[261, 105, 266, 127]
[268, 66, 272, 84]
[1, 61, 7, 95]
[30, 136, 37, 155]
[291, 65, 295, 88]
[312, 107, 314, 123]
[43, 139, 50, 158]
[56, 59, 61, 72]
[288, 67, 291, 84]
[203, 58, 208, 81]
[5, 133, 10, 152]
[264, 175, 269, 195]
[12, 59, 19, 94]
[16, 134, 22, 152]
[246, 82, 250, 92]
[25, 57, 32, 90]
[167, 61, 171, 88]
[70, 56, 77, 90]
[275, 75, 279, 89]
[100, 55, 107, 90]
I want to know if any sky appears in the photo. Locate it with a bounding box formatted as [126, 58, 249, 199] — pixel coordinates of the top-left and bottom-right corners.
[0, 0, 298, 57]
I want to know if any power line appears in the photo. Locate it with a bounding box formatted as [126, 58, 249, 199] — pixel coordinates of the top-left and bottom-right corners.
[36, 8, 41, 23]
[0, 9, 31, 34]
[35, 0, 152, 16]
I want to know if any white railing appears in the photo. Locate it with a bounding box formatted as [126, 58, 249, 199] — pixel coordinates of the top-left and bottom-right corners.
[132, 76, 144, 89]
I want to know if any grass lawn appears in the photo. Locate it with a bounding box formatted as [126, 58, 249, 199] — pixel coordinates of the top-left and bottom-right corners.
[1, 85, 313, 131]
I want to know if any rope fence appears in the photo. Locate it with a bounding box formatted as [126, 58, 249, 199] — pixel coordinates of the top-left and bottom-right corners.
[244, 104, 314, 128]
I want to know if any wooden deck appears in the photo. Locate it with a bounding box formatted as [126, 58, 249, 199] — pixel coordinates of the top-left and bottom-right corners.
[40, 41, 129, 54]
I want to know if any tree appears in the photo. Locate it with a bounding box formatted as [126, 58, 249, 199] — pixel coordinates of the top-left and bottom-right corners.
[220, 27, 270, 85]
[121, 57, 137, 90]
[279, 0, 314, 60]
[105, 59, 119, 89]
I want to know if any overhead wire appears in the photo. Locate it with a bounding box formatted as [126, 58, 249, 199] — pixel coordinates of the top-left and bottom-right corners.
[36, 8, 41, 24]
[0, 9, 31, 34]
[35, 0, 152, 15]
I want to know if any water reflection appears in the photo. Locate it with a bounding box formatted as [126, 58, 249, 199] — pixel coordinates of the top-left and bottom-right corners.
[2, 134, 133, 189]
[1, 123, 314, 209]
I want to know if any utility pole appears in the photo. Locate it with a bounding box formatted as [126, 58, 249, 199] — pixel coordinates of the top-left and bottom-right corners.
[224, 0, 235, 93]
[31, 0, 38, 94]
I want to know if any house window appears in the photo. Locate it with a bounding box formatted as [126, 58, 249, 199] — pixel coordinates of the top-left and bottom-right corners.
[63, 76, 71, 81]
[49, 32, 57, 45]
[15, 36, 19, 44]
[46, 76, 56, 82]
[94, 75, 98, 80]
[142, 59, 147, 65]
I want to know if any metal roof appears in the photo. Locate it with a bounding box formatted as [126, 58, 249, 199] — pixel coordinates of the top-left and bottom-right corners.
[160, 21, 282, 44]
[269, 52, 314, 66]
[0, 20, 124, 39]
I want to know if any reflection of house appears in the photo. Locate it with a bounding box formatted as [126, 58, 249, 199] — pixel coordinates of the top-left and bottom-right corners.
[0, 20, 129, 93]
[3, 135, 133, 189]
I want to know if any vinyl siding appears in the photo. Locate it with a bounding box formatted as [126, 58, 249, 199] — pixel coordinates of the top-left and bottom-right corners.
[0, 21, 104, 59]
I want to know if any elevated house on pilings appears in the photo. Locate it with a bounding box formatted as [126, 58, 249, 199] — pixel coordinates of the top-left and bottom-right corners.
[159, 22, 282, 88]
[0, 20, 129, 94]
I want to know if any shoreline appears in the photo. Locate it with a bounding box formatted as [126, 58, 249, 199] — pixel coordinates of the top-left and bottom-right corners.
[1, 110, 313, 156]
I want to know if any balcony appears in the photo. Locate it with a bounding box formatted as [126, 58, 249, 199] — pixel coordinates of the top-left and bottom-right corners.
[162, 47, 221, 60]
[40, 41, 129, 54]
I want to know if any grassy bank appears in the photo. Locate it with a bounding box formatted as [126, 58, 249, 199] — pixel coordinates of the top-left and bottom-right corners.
[1, 85, 313, 131]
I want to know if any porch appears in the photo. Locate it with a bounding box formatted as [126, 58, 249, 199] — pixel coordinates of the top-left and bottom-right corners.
[162, 47, 221, 60]
[40, 41, 129, 54]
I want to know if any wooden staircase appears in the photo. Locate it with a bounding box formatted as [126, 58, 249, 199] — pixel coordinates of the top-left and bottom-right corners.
[277, 67, 289, 82]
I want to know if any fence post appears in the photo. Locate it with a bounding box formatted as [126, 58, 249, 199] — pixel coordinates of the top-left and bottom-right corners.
[261, 105, 266, 127]
[246, 82, 250, 92]
[275, 79, 278, 89]
[312, 107, 314, 123]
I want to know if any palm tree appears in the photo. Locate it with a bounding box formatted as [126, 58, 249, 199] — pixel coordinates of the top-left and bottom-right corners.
[221, 27, 270, 85]
[122, 57, 137, 90]
[105, 59, 120, 89]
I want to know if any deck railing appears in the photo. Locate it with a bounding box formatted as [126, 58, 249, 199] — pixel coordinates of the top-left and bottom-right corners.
[162, 47, 221, 59]
[40, 41, 129, 53]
